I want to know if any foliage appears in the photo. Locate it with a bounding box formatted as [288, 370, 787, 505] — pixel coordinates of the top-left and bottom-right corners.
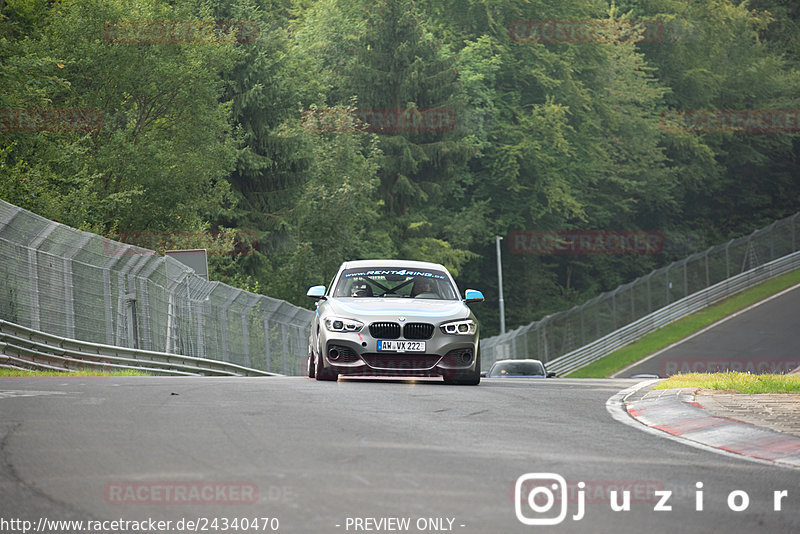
[653, 372, 800, 394]
[1, 0, 239, 236]
[2, 0, 798, 334]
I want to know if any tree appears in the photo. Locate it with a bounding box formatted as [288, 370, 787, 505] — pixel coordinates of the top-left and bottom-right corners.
[616, 0, 800, 237]
[1, 0, 240, 237]
[416, 0, 676, 333]
[312, 0, 481, 272]
[268, 103, 386, 301]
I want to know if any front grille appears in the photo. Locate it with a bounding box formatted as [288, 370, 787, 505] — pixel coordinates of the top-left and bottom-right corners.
[361, 353, 442, 371]
[403, 323, 434, 340]
[369, 322, 400, 339]
[327, 344, 360, 363]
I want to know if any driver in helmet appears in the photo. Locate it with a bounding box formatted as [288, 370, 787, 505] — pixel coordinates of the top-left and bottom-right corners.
[351, 281, 372, 297]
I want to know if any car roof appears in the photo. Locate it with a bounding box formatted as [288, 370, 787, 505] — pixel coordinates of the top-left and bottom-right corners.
[339, 259, 449, 272]
[491, 359, 545, 366]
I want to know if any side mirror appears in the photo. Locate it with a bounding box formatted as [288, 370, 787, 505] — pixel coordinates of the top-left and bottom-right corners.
[306, 285, 326, 299]
[480, 371, 487, 378]
[547, 372, 556, 378]
[464, 289, 484, 303]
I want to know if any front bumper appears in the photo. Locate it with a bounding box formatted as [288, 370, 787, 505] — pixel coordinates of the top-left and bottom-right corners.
[318, 327, 478, 377]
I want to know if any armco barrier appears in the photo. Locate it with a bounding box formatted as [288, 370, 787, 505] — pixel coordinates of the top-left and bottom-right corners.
[0, 200, 314, 375]
[482, 211, 800, 374]
[545, 250, 800, 376]
[0, 319, 276, 376]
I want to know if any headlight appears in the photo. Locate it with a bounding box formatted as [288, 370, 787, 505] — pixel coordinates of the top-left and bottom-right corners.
[324, 316, 364, 333]
[440, 319, 476, 335]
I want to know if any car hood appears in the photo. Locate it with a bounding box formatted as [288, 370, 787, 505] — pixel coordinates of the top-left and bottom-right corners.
[323, 298, 471, 321]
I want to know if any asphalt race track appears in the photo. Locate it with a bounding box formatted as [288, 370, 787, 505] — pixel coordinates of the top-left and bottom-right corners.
[1, 376, 798, 533]
[617, 283, 800, 378]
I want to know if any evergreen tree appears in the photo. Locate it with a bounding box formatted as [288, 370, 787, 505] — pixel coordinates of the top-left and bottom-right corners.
[340, 0, 479, 271]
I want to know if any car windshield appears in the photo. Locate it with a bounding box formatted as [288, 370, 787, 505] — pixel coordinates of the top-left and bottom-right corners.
[488, 361, 545, 377]
[333, 267, 459, 300]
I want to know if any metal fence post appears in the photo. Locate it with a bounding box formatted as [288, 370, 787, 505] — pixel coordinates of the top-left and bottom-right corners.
[138, 258, 162, 352]
[127, 284, 139, 350]
[630, 282, 635, 321]
[102, 252, 126, 345]
[263, 316, 271, 373]
[725, 240, 731, 279]
[611, 289, 617, 330]
[522, 325, 530, 357]
[220, 291, 239, 363]
[240, 295, 260, 369]
[665, 266, 670, 305]
[770, 221, 775, 259]
[281, 323, 288, 374]
[541, 319, 549, 363]
[195, 295, 205, 360]
[26, 223, 58, 331]
[683, 259, 688, 298]
[62, 233, 90, 339]
[240, 309, 250, 368]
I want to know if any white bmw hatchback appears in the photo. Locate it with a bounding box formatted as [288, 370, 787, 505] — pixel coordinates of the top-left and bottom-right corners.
[306, 260, 484, 384]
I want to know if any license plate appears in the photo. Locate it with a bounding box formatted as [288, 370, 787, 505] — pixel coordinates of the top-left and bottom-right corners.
[377, 340, 426, 352]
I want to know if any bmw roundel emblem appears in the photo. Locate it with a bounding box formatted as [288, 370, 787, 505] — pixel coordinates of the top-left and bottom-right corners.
[398, 316, 407, 322]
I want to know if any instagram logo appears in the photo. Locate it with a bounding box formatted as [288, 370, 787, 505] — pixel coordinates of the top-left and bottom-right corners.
[515, 473, 584, 525]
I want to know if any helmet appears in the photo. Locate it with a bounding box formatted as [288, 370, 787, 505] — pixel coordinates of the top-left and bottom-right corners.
[351, 282, 372, 297]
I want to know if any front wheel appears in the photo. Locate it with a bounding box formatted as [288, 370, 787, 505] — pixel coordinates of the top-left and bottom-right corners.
[443, 371, 480, 386]
[306, 354, 315, 378]
[443, 349, 480, 386]
[315, 353, 339, 382]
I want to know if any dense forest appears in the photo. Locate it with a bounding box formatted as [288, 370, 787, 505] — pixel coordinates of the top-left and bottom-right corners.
[2, 0, 798, 336]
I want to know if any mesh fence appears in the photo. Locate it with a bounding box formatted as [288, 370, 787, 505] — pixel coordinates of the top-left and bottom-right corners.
[0, 200, 313, 375]
[482, 213, 800, 367]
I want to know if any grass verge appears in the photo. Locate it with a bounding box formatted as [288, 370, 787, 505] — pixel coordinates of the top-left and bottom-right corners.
[0, 368, 150, 377]
[566, 268, 800, 378]
[653, 372, 800, 394]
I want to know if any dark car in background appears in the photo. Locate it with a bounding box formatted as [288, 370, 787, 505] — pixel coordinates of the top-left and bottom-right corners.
[484, 359, 556, 378]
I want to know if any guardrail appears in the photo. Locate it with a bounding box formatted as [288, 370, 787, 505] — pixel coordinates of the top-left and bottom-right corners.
[0, 319, 278, 376]
[481, 212, 800, 373]
[0, 200, 314, 376]
[543, 250, 800, 376]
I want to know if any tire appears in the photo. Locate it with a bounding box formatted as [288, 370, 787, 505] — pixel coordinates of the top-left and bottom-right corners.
[306, 354, 315, 378]
[315, 352, 339, 382]
[445, 370, 480, 386]
[443, 348, 481, 386]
